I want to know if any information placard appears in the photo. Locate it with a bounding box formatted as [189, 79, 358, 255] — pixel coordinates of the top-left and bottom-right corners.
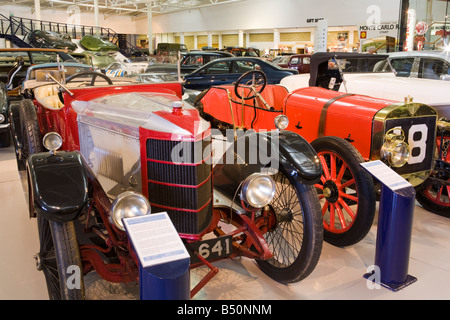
[123, 212, 190, 268]
[360, 160, 412, 191]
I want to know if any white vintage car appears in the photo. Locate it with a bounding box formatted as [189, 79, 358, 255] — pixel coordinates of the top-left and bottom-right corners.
[382, 50, 450, 80]
[280, 52, 450, 119]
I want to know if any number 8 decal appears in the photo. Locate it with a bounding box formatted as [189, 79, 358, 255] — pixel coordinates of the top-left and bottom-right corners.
[408, 124, 428, 164]
[393, 124, 428, 164]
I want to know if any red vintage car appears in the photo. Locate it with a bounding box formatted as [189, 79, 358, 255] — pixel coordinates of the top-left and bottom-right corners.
[272, 54, 311, 74]
[7, 65, 324, 299]
[195, 70, 438, 247]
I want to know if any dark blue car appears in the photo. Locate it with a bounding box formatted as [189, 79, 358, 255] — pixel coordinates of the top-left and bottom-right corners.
[183, 57, 298, 90]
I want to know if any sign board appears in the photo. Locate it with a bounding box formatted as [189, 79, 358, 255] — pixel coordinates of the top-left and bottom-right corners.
[314, 19, 328, 53]
[123, 212, 190, 268]
[358, 22, 399, 40]
[429, 23, 450, 36]
[360, 160, 412, 191]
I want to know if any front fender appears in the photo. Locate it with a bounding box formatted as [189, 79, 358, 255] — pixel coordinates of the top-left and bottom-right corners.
[213, 130, 322, 200]
[278, 130, 322, 185]
[28, 150, 88, 222]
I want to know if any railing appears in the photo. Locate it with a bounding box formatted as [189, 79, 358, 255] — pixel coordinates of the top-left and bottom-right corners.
[0, 13, 138, 56]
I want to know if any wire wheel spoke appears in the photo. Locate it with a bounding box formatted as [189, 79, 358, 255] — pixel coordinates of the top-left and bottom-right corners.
[264, 172, 304, 268]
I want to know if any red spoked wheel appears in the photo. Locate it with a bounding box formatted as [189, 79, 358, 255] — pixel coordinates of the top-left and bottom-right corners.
[311, 136, 376, 247]
[416, 134, 450, 217]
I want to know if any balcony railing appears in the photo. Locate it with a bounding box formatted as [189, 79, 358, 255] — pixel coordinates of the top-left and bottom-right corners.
[0, 13, 138, 56]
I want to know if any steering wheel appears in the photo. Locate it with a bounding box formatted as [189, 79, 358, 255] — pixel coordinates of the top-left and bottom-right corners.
[234, 70, 267, 100]
[66, 71, 113, 87]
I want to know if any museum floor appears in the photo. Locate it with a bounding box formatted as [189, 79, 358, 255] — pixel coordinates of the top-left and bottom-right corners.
[1, 144, 449, 300]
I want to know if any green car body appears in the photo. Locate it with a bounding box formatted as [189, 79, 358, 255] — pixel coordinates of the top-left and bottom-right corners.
[80, 35, 119, 52]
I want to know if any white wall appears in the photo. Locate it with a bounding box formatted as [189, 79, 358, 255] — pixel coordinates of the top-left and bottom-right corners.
[1, 0, 401, 35]
[150, 0, 401, 33]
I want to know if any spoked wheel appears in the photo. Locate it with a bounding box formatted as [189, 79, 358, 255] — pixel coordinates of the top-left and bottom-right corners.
[36, 213, 85, 300]
[311, 136, 376, 247]
[416, 134, 450, 217]
[256, 165, 323, 283]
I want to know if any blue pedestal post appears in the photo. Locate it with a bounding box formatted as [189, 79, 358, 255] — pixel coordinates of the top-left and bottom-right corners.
[364, 184, 417, 291]
[139, 257, 190, 300]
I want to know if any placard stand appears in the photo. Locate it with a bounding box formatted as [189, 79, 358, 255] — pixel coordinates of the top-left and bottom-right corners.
[361, 161, 417, 291]
[123, 212, 191, 300]
[139, 258, 190, 300]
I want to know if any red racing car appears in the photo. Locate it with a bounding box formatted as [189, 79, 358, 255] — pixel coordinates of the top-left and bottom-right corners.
[195, 70, 438, 247]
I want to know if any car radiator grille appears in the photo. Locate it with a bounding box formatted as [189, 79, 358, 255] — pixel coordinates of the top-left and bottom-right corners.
[144, 136, 213, 235]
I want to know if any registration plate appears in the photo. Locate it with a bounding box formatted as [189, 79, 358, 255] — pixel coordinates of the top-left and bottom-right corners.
[185, 236, 232, 264]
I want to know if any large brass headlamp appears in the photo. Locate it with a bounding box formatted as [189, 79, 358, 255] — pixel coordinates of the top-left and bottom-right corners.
[380, 128, 410, 167]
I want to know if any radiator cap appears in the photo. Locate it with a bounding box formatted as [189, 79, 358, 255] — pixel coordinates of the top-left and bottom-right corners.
[172, 101, 183, 115]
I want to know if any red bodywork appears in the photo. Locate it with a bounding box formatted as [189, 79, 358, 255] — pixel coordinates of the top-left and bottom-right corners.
[35, 82, 184, 151]
[200, 85, 395, 160]
[32, 81, 278, 297]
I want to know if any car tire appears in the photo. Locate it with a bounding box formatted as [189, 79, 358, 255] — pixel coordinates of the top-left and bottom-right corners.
[311, 136, 376, 247]
[36, 213, 85, 300]
[256, 165, 323, 283]
[0, 130, 10, 148]
[19, 99, 43, 167]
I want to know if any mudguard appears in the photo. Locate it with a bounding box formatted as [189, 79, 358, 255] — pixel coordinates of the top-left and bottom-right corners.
[27, 150, 88, 222]
[213, 130, 322, 199]
[277, 130, 323, 184]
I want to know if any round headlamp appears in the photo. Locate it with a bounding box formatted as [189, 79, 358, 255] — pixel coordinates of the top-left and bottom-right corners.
[0, 114, 5, 123]
[274, 115, 289, 130]
[110, 191, 151, 230]
[380, 128, 410, 167]
[43, 132, 63, 152]
[241, 173, 276, 208]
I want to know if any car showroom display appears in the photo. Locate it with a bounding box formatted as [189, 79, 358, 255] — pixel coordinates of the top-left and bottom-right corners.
[195, 69, 438, 247]
[4, 59, 325, 299]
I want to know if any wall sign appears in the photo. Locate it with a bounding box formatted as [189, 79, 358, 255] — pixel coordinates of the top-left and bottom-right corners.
[358, 22, 399, 40]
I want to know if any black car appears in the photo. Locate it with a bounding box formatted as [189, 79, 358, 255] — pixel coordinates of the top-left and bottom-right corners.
[0, 48, 79, 89]
[183, 57, 298, 90]
[144, 51, 234, 75]
[28, 30, 78, 52]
